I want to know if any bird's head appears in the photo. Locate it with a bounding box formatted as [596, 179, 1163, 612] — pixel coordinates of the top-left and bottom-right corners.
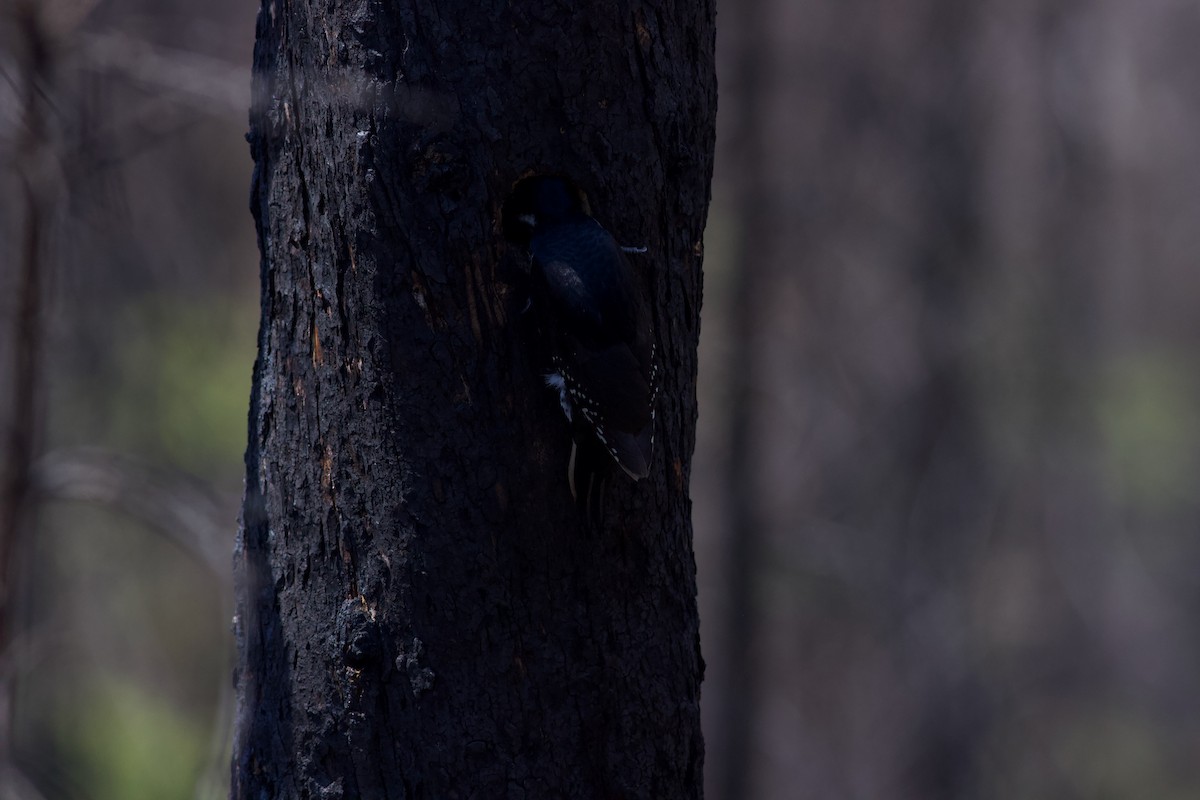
[503, 175, 592, 244]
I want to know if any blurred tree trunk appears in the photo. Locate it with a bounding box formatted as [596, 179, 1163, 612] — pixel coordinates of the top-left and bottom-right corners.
[713, 0, 768, 796]
[883, 8, 992, 797]
[232, 1, 715, 798]
[706, 1, 994, 795]
[1, 2, 51, 770]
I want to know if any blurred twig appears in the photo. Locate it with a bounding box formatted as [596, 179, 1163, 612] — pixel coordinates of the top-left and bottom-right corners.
[31, 448, 236, 585]
[1, 0, 50, 767]
[29, 446, 236, 799]
[0, 760, 50, 800]
[74, 30, 250, 115]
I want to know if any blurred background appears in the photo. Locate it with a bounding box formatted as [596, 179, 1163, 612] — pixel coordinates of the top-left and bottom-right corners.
[2, 0, 1198, 798]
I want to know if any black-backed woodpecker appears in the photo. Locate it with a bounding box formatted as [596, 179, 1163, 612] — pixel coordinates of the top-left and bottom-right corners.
[504, 176, 657, 505]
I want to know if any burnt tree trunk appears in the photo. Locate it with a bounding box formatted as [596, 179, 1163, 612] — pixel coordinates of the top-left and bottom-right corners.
[233, 2, 715, 798]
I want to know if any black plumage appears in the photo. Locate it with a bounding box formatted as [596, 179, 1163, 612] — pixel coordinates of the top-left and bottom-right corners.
[504, 176, 657, 501]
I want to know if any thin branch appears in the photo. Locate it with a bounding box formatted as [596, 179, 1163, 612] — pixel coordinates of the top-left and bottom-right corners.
[29, 448, 236, 800]
[74, 30, 250, 115]
[30, 448, 236, 585]
[0, 761, 50, 800]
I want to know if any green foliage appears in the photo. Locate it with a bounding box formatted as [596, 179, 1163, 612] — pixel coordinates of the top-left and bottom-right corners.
[110, 297, 257, 483]
[151, 302, 257, 476]
[1096, 352, 1200, 508]
[59, 675, 207, 800]
[980, 703, 1196, 800]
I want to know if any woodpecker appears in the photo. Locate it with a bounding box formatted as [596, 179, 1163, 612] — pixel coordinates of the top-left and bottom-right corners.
[504, 176, 657, 504]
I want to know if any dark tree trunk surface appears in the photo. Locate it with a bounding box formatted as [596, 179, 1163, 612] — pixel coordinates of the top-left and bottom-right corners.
[234, 2, 715, 798]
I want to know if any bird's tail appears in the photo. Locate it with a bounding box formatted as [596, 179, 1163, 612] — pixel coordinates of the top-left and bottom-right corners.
[568, 424, 654, 520]
[568, 438, 610, 521]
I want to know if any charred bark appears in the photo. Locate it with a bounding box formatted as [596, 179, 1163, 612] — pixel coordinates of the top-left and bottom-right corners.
[233, 2, 715, 798]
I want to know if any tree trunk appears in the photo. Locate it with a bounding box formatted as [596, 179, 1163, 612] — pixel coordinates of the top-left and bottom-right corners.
[233, 2, 715, 798]
[711, 0, 767, 796]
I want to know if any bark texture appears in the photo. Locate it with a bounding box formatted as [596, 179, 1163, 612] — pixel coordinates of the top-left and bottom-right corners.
[233, 2, 715, 798]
